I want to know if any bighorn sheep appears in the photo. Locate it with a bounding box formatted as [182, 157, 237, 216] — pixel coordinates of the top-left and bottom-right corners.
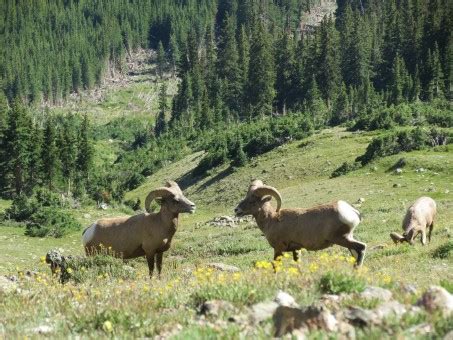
[390, 196, 437, 245]
[82, 181, 196, 277]
[234, 180, 366, 266]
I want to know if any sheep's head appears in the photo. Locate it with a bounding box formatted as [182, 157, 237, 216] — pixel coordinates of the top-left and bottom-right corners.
[234, 180, 282, 217]
[145, 181, 196, 214]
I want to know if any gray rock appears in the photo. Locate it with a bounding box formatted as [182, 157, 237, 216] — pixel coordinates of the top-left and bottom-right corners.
[417, 286, 453, 316]
[374, 301, 407, 320]
[199, 300, 235, 317]
[360, 286, 392, 302]
[250, 301, 279, 324]
[0, 276, 17, 294]
[32, 325, 53, 334]
[273, 305, 338, 337]
[395, 168, 403, 174]
[83, 213, 91, 219]
[444, 330, 453, 340]
[206, 263, 240, 273]
[275, 290, 298, 307]
[357, 197, 366, 204]
[393, 183, 401, 188]
[344, 307, 375, 327]
[407, 323, 433, 336]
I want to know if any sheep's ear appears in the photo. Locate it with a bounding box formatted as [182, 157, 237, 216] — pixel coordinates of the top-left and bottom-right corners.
[261, 195, 272, 203]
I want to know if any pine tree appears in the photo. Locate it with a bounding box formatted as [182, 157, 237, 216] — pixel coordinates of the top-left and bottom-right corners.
[237, 25, 250, 114]
[217, 15, 242, 115]
[4, 100, 31, 195]
[332, 82, 350, 125]
[169, 34, 180, 76]
[157, 41, 166, 78]
[27, 122, 43, 191]
[77, 114, 93, 184]
[317, 16, 341, 107]
[155, 83, 168, 137]
[59, 114, 78, 195]
[41, 113, 58, 190]
[246, 19, 275, 118]
[275, 30, 295, 113]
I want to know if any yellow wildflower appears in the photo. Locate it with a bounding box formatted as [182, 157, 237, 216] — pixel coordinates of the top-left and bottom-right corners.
[102, 320, 113, 333]
[67, 268, 73, 274]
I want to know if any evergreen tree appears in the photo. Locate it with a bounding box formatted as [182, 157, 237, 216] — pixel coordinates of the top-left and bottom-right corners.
[246, 19, 275, 118]
[169, 34, 180, 76]
[217, 15, 242, 115]
[27, 122, 43, 191]
[155, 83, 168, 137]
[59, 114, 78, 195]
[157, 41, 166, 78]
[77, 114, 93, 184]
[4, 100, 31, 195]
[275, 30, 295, 113]
[332, 82, 350, 125]
[41, 114, 58, 190]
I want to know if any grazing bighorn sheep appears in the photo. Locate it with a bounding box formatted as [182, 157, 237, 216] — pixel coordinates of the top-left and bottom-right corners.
[234, 180, 366, 266]
[82, 181, 196, 277]
[390, 196, 437, 245]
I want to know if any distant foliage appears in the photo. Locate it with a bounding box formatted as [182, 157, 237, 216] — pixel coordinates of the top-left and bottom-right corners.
[25, 207, 80, 238]
[330, 161, 361, 178]
[357, 128, 452, 165]
[192, 114, 313, 176]
[5, 188, 64, 222]
[352, 102, 453, 131]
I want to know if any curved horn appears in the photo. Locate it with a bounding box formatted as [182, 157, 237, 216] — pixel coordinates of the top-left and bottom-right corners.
[253, 185, 282, 212]
[144, 187, 174, 213]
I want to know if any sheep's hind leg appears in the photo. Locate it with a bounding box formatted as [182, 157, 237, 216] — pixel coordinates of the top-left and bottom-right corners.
[292, 250, 299, 262]
[146, 253, 156, 278]
[332, 236, 367, 267]
[421, 230, 427, 245]
[428, 223, 434, 243]
[156, 252, 163, 278]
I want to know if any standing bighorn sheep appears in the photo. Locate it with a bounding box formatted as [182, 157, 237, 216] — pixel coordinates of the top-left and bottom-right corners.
[82, 181, 195, 277]
[234, 180, 367, 266]
[390, 196, 437, 245]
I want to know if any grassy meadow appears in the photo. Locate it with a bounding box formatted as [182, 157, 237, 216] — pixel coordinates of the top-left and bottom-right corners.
[1, 127, 452, 338]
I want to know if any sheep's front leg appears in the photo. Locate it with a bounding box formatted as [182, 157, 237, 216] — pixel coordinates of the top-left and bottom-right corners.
[156, 252, 163, 278]
[292, 250, 299, 262]
[146, 253, 155, 278]
[272, 248, 283, 273]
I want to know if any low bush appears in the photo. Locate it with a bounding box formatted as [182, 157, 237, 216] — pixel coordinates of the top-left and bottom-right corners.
[5, 187, 65, 222]
[319, 271, 366, 294]
[330, 161, 361, 178]
[25, 207, 80, 238]
[356, 127, 452, 165]
[432, 241, 453, 259]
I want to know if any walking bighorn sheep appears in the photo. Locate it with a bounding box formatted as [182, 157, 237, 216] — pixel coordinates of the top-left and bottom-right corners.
[82, 181, 196, 277]
[390, 196, 437, 245]
[234, 180, 367, 266]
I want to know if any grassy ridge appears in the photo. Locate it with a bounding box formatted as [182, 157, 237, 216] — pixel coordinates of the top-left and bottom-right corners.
[1, 127, 452, 337]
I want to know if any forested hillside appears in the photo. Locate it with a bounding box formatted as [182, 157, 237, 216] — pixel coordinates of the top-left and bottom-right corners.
[0, 0, 452, 210]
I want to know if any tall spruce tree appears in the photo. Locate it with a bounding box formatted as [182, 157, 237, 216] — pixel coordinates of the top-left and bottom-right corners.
[41, 114, 58, 190]
[246, 19, 275, 118]
[155, 83, 168, 137]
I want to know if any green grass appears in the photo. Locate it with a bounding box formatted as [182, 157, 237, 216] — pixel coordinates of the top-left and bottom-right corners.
[1, 127, 452, 338]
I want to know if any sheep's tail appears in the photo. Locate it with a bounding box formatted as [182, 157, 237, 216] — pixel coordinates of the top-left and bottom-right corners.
[338, 200, 361, 228]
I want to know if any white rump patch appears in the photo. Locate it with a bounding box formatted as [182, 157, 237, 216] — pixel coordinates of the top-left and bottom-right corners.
[82, 224, 96, 246]
[337, 200, 361, 228]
